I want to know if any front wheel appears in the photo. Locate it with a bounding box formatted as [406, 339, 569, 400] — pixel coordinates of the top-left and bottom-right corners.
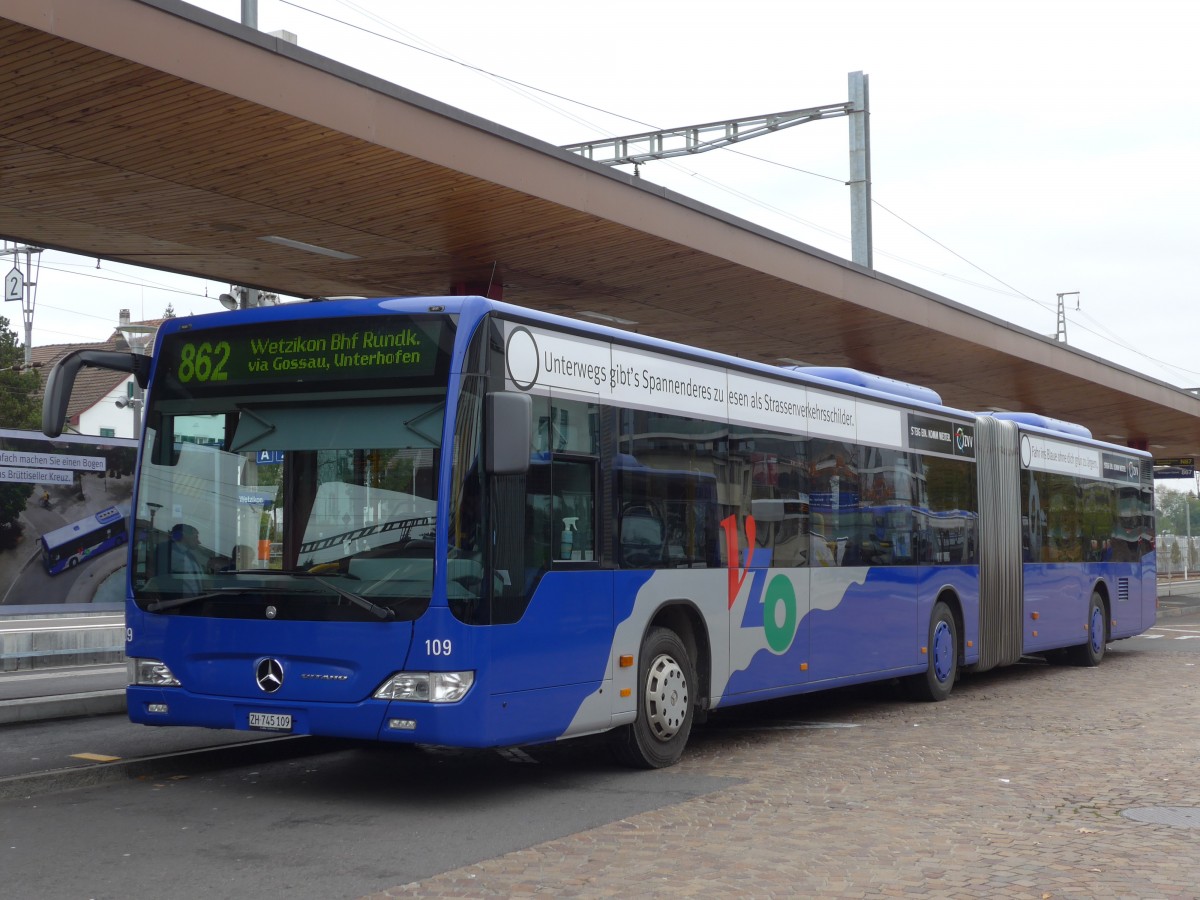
[903, 600, 958, 702]
[610, 626, 695, 769]
[1066, 591, 1107, 667]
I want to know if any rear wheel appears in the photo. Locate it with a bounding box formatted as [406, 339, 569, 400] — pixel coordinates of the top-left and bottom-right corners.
[903, 600, 958, 702]
[610, 626, 695, 769]
[1066, 591, 1107, 667]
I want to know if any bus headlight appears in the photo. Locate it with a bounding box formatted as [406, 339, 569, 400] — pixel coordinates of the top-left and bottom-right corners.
[128, 658, 180, 687]
[373, 671, 474, 703]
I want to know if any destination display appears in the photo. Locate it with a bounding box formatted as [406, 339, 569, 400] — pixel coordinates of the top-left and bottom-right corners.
[1020, 433, 1143, 483]
[1154, 457, 1195, 479]
[158, 316, 450, 393]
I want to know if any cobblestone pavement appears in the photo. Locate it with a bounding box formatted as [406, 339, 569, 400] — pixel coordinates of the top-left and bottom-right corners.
[367, 633, 1200, 899]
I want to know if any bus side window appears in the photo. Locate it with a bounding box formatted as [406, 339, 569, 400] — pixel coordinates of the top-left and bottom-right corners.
[552, 458, 595, 562]
[523, 464, 553, 589]
[619, 503, 666, 568]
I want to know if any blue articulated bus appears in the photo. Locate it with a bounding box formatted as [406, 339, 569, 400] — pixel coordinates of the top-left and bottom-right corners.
[40, 505, 129, 575]
[40, 296, 1156, 767]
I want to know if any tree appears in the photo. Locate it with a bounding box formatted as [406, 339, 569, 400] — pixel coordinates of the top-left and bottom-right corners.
[163, 303, 176, 319]
[0, 315, 40, 545]
[0, 482, 30, 549]
[0, 314, 41, 429]
[1156, 486, 1198, 536]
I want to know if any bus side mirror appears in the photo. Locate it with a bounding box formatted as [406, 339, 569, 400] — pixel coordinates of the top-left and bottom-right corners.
[42, 350, 150, 438]
[485, 392, 531, 475]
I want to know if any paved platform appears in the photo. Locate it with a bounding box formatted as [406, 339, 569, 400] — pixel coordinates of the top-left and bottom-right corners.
[0, 663, 126, 725]
[1156, 578, 1200, 617]
[366, 613, 1200, 899]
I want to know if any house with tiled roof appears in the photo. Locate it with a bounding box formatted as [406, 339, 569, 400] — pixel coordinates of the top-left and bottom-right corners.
[31, 311, 165, 439]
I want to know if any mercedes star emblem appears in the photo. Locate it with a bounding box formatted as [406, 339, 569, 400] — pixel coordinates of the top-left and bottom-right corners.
[256, 658, 284, 693]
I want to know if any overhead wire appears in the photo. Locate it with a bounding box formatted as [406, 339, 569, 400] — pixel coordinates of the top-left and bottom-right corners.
[287, 0, 642, 135]
[280, 1, 1057, 306]
[25, 261, 213, 343]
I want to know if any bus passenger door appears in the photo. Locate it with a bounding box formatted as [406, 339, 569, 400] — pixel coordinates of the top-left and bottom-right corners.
[486, 393, 613, 744]
[808, 502, 921, 683]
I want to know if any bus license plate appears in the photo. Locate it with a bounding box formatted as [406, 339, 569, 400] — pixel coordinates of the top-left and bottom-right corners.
[248, 712, 292, 732]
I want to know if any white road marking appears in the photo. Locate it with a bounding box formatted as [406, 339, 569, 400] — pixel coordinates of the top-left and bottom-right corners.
[1137, 625, 1200, 640]
[496, 747, 539, 764]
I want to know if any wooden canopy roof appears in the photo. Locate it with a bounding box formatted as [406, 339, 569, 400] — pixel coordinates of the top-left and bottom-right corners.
[2, 0, 1198, 457]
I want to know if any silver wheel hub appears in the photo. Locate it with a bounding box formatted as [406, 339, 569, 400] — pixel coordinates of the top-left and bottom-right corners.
[644, 653, 689, 741]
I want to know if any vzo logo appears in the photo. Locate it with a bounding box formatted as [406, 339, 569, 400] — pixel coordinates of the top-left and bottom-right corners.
[721, 515, 798, 654]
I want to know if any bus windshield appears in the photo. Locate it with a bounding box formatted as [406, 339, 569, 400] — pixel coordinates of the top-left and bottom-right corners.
[131, 314, 454, 621]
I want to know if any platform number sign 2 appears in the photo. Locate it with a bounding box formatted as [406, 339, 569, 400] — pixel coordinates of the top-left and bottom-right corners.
[4, 267, 22, 302]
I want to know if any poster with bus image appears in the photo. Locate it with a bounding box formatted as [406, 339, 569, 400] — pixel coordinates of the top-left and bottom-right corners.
[0, 429, 136, 607]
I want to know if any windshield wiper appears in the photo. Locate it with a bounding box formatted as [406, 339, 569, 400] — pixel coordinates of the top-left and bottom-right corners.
[146, 587, 272, 613]
[145, 573, 396, 620]
[311, 576, 396, 620]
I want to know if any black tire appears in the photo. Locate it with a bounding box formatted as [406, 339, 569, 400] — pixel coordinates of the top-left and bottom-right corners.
[1066, 591, 1107, 667]
[902, 600, 958, 702]
[610, 626, 695, 769]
